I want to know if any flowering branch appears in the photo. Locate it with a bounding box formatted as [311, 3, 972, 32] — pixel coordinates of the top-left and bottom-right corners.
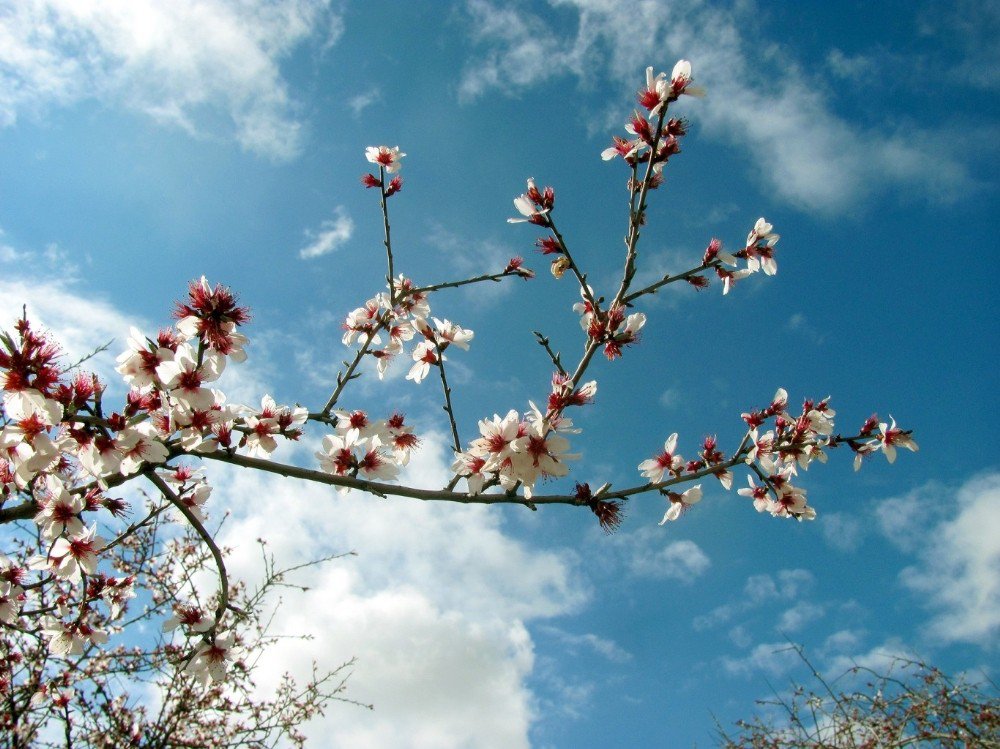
[0, 58, 917, 707]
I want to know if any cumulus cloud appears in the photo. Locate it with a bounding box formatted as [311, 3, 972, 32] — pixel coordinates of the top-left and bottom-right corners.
[299, 206, 355, 259]
[206, 430, 588, 747]
[457, 0, 978, 212]
[720, 640, 803, 678]
[0, 276, 144, 387]
[777, 601, 825, 633]
[889, 472, 1000, 648]
[0, 0, 341, 160]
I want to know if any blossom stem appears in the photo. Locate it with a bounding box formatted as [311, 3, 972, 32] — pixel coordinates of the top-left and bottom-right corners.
[379, 166, 396, 308]
[192, 429, 883, 508]
[405, 270, 523, 296]
[546, 216, 600, 315]
[318, 311, 393, 416]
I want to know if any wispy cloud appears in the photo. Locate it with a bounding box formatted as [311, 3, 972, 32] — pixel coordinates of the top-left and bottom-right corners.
[693, 568, 814, 630]
[457, 0, 982, 212]
[538, 625, 633, 663]
[299, 206, 355, 259]
[348, 88, 381, 116]
[0, 0, 342, 161]
[602, 527, 711, 582]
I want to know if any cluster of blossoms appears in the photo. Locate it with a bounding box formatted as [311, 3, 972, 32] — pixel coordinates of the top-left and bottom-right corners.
[362, 145, 405, 195]
[0, 280, 302, 682]
[633, 388, 919, 524]
[341, 278, 475, 382]
[451, 400, 583, 499]
[600, 62, 701, 179]
[316, 410, 419, 487]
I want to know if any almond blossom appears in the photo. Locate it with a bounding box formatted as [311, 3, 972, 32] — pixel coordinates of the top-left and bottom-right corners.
[406, 340, 440, 383]
[155, 344, 226, 411]
[879, 416, 920, 463]
[33, 474, 85, 540]
[43, 525, 107, 582]
[185, 631, 237, 686]
[659, 484, 703, 524]
[638, 433, 684, 484]
[41, 615, 108, 656]
[365, 145, 405, 173]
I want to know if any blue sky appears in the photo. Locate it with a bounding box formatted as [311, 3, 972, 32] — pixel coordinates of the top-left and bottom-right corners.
[1, 0, 998, 746]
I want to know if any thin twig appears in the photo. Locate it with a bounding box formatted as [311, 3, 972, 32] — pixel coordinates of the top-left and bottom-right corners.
[533, 331, 566, 375]
[407, 269, 522, 296]
[145, 471, 233, 626]
[433, 342, 462, 455]
[622, 259, 721, 304]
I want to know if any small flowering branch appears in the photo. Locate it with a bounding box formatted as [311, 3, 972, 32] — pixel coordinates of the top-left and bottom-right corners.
[317, 312, 392, 417]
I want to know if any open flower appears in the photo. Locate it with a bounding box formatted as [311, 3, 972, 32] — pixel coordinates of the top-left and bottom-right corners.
[659, 484, 703, 524]
[186, 631, 237, 686]
[365, 145, 405, 173]
[46, 525, 107, 582]
[638, 433, 684, 483]
[879, 416, 918, 463]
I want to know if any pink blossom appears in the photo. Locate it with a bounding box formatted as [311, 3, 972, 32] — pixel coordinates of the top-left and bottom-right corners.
[46, 525, 107, 582]
[638, 433, 683, 483]
[365, 145, 405, 173]
[659, 484, 703, 524]
[185, 630, 237, 686]
[879, 416, 919, 463]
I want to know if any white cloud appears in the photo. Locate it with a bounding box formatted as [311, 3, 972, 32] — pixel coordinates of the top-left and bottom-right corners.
[631, 536, 711, 580]
[721, 640, 802, 678]
[777, 601, 824, 633]
[658, 388, 679, 408]
[348, 89, 381, 116]
[603, 526, 711, 582]
[875, 482, 948, 553]
[299, 206, 355, 259]
[208, 431, 588, 747]
[819, 511, 865, 552]
[0, 0, 341, 160]
[457, 0, 977, 212]
[891, 472, 1000, 648]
